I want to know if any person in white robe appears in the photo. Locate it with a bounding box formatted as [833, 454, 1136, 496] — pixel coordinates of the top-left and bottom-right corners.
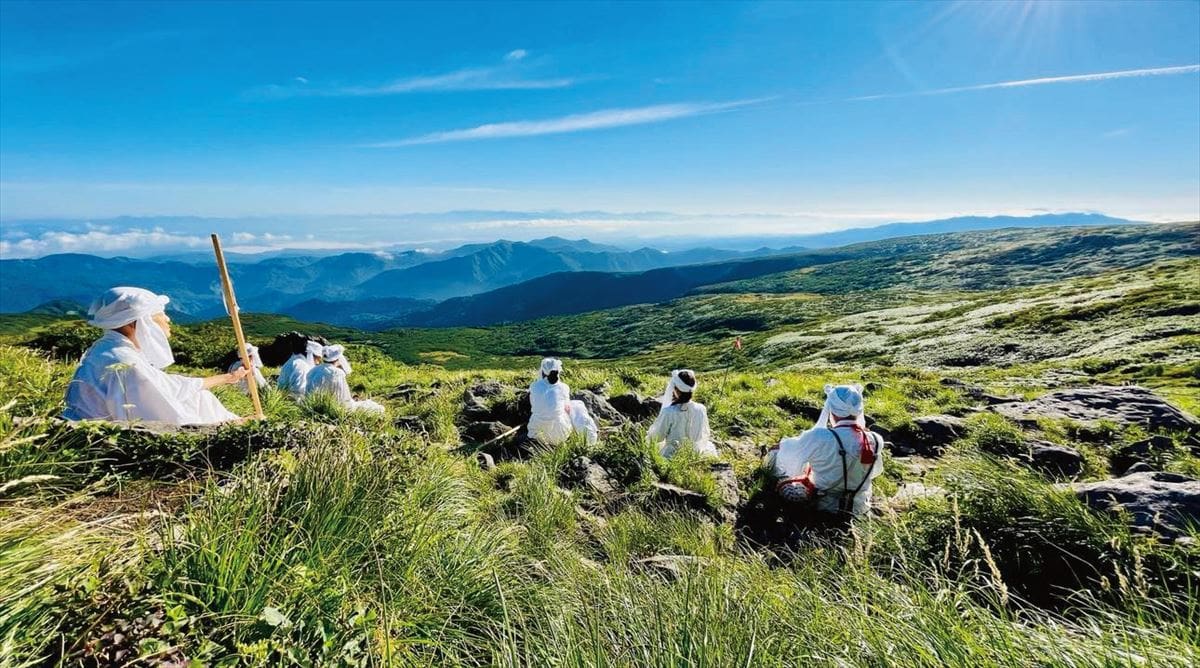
[278, 339, 322, 397]
[304, 345, 385, 414]
[769, 384, 884, 517]
[62, 287, 247, 425]
[647, 369, 717, 458]
[526, 358, 598, 446]
[227, 343, 268, 394]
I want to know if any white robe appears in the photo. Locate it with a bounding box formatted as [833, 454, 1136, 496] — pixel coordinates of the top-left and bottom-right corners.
[277, 354, 312, 397]
[773, 419, 883, 515]
[304, 363, 384, 414]
[648, 401, 716, 458]
[527, 378, 597, 445]
[63, 330, 238, 425]
[228, 359, 267, 394]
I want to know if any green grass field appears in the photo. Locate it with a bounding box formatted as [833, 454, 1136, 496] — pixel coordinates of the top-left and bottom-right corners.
[1, 228, 1198, 666]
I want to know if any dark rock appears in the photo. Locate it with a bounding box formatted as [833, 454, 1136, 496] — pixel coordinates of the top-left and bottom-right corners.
[476, 452, 496, 471]
[610, 393, 661, 421]
[774, 395, 823, 420]
[388, 383, 421, 400]
[490, 391, 532, 427]
[878, 415, 966, 457]
[1070, 471, 1200, 538]
[462, 421, 513, 444]
[1111, 435, 1177, 473]
[465, 381, 505, 400]
[393, 415, 425, 432]
[572, 389, 628, 424]
[562, 456, 619, 497]
[710, 463, 740, 523]
[1026, 441, 1085, 478]
[991, 386, 1200, 433]
[940, 378, 1019, 405]
[1124, 462, 1155, 475]
[255, 331, 328, 368]
[652, 482, 710, 513]
[462, 396, 493, 423]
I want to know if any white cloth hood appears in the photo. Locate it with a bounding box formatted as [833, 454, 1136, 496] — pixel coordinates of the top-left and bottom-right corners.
[305, 340, 324, 363]
[88, 287, 169, 329]
[242, 343, 263, 368]
[323, 344, 344, 362]
[658, 369, 697, 406]
[540, 357, 562, 376]
[809, 384, 866, 434]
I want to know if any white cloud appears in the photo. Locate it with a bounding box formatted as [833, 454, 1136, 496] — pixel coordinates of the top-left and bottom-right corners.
[364, 98, 771, 147]
[252, 53, 573, 98]
[849, 64, 1200, 101]
[1102, 127, 1133, 139]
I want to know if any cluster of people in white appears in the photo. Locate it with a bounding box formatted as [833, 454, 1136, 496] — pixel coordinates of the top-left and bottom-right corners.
[526, 358, 599, 445]
[770, 384, 883, 516]
[647, 369, 717, 458]
[64, 288, 885, 519]
[63, 287, 247, 425]
[304, 344, 384, 414]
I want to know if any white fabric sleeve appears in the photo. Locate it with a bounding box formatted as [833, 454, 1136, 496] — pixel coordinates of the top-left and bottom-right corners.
[333, 370, 354, 405]
[695, 404, 711, 445]
[647, 407, 668, 441]
[108, 363, 199, 424]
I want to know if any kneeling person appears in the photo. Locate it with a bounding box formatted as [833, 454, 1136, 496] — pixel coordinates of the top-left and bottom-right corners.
[278, 339, 322, 397]
[770, 384, 883, 516]
[228, 343, 268, 394]
[63, 287, 247, 425]
[304, 345, 384, 414]
[527, 358, 598, 445]
[648, 369, 716, 458]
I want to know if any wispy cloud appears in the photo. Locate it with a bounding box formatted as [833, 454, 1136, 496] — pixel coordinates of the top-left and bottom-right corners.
[251, 50, 572, 98]
[848, 64, 1200, 102]
[363, 98, 771, 147]
[1102, 127, 1133, 139]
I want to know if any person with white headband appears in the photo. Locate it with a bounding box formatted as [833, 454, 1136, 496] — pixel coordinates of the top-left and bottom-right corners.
[769, 384, 884, 517]
[526, 357, 598, 446]
[227, 343, 268, 394]
[304, 344, 385, 414]
[62, 287, 247, 425]
[278, 339, 323, 397]
[647, 369, 716, 458]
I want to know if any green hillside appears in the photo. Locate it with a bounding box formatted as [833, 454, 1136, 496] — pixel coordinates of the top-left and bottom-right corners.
[1, 227, 1198, 666]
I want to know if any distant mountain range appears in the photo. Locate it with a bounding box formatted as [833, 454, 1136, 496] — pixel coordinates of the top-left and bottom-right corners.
[0, 213, 1153, 327]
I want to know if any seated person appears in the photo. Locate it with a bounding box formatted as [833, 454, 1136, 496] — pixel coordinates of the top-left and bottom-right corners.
[647, 369, 717, 458]
[227, 343, 268, 394]
[769, 384, 883, 517]
[63, 287, 247, 425]
[526, 358, 598, 445]
[278, 339, 323, 397]
[304, 345, 385, 414]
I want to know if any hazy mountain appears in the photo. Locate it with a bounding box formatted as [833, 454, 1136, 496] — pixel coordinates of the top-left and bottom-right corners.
[396, 223, 1195, 328]
[281, 297, 434, 329]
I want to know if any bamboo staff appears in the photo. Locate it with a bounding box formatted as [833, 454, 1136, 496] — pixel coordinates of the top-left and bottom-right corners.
[211, 234, 264, 419]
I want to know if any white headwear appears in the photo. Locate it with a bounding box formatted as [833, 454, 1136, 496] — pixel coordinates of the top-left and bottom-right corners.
[305, 339, 324, 363]
[540, 358, 562, 376]
[88, 287, 174, 369]
[659, 369, 697, 406]
[243, 343, 263, 369]
[323, 344, 344, 363]
[807, 384, 866, 435]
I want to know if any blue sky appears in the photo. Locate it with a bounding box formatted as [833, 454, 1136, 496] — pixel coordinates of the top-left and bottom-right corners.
[1, 0, 1198, 256]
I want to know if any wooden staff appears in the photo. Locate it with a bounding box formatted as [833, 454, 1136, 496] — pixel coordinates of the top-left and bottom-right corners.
[211, 234, 264, 419]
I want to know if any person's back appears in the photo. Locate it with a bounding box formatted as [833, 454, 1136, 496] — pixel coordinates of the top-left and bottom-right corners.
[528, 376, 571, 441]
[776, 421, 881, 515]
[650, 401, 716, 457]
[64, 330, 147, 420]
[277, 354, 311, 396]
[305, 363, 351, 404]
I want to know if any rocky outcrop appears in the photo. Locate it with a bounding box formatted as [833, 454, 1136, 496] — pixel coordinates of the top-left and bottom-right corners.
[609, 393, 661, 421]
[571, 390, 628, 425]
[877, 415, 966, 457]
[1070, 471, 1200, 538]
[562, 456, 619, 498]
[992, 386, 1200, 433]
[461, 421, 514, 444]
[1110, 435, 1177, 474]
[1025, 441, 1085, 479]
[774, 395, 823, 420]
[940, 378, 1019, 405]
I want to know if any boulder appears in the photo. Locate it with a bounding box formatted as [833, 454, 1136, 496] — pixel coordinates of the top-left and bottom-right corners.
[940, 378, 1019, 405]
[572, 390, 628, 424]
[609, 393, 661, 421]
[461, 396, 493, 423]
[991, 386, 1200, 433]
[256, 331, 328, 367]
[464, 381, 505, 400]
[886, 482, 947, 510]
[475, 452, 496, 471]
[1070, 471, 1200, 538]
[710, 463, 741, 523]
[1124, 462, 1154, 475]
[388, 383, 422, 400]
[1110, 435, 1176, 474]
[1026, 441, 1085, 478]
[774, 395, 823, 420]
[878, 415, 966, 457]
[490, 391, 532, 427]
[461, 421, 514, 445]
[562, 456, 619, 498]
